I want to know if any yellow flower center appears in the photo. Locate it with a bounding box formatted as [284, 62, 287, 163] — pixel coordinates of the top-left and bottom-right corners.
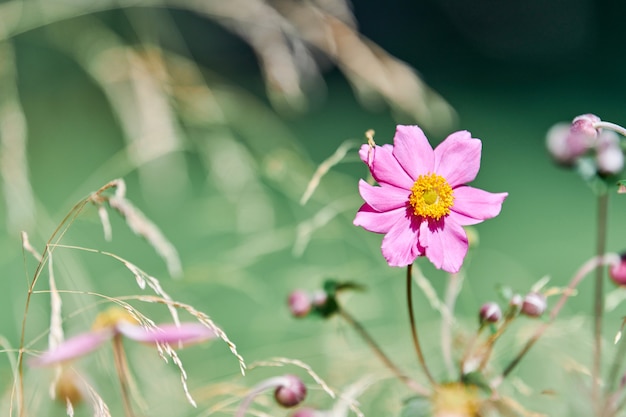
[409, 173, 454, 220]
[92, 307, 138, 330]
[432, 382, 481, 417]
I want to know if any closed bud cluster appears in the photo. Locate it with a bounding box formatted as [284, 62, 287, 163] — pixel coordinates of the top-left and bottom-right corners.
[546, 114, 625, 176]
[274, 374, 307, 408]
[287, 285, 339, 319]
[521, 292, 547, 318]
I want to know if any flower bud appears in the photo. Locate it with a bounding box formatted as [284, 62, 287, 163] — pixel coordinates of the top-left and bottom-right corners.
[595, 131, 624, 176]
[509, 293, 523, 309]
[546, 123, 577, 165]
[571, 114, 601, 140]
[288, 290, 312, 318]
[479, 302, 501, 323]
[311, 290, 328, 308]
[274, 375, 307, 408]
[521, 292, 547, 317]
[610, 254, 626, 286]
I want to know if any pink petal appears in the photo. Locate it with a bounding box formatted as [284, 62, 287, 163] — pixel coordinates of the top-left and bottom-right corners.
[354, 203, 406, 234]
[450, 186, 508, 223]
[366, 144, 414, 189]
[422, 219, 468, 273]
[116, 322, 216, 345]
[358, 143, 373, 166]
[392, 125, 434, 179]
[381, 212, 424, 267]
[358, 179, 409, 212]
[30, 329, 114, 367]
[434, 131, 482, 187]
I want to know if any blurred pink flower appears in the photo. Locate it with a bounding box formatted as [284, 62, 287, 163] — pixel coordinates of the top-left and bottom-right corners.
[354, 125, 508, 273]
[30, 308, 215, 367]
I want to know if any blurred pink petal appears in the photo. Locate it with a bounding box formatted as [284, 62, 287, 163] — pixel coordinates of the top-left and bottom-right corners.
[30, 328, 114, 367]
[116, 322, 216, 345]
[354, 125, 507, 272]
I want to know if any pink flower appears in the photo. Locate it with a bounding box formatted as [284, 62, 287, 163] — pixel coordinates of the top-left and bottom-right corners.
[354, 125, 508, 273]
[30, 308, 216, 367]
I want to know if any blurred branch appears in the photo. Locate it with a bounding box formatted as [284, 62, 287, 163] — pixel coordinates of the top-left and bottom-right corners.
[0, 0, 456, 132]
[46, 19, 188, 203]
[0, 40, 36, 233]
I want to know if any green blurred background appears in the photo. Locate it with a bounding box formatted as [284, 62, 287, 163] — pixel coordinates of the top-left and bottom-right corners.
[2, 0, 626, 415]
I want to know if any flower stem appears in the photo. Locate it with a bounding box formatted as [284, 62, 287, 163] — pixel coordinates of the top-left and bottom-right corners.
[442, 272, 462, 378]
[235, 376, 291, 417]
[592, 192, 609, 411]
[406, 264, 436, 385]
[338, 308, 429, 395]
[112, 334, 135, 417]
[594, 121, 626, 138]
[495, 253, 619, 387]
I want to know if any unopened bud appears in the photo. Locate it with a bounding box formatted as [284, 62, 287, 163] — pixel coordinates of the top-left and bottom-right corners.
[571, 114, 601, 140]
[275, 375, 307, 408]
[610, 254, 626, 286]
[288, 290, 312, 318]
[479, 302, 501, 323]
[546, 123, 577, 165]
[311, 290, 328, 308]
[521, 292, 547, 317]
[509, 294, 523, 309]
[596, 131, 624, 176]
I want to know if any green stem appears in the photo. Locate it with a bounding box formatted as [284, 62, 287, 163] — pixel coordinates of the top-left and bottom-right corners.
[406, 264, 436, 385]
[593, 192, 609, 412]
[338, 308, 429, 395]
[495, 254, 617, 386]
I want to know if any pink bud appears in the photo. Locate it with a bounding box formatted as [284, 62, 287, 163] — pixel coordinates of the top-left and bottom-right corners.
[565, 114, 599, 159]
[521, 292, 547, 317]
[596, 131, 624, 175]
[479, 302, 502, 323]
[311, 290, 328, 307]
[274, 375, 307, 408]
[610, 255, 626, 286]
[546, 123, 577, 165]
[509, 294, 523, 309]
[288, 290, 312, 318]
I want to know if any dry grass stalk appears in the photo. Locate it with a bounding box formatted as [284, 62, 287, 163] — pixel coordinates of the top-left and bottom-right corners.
[136, 295, 246, 376]
[50, 243, 182, 326]
[89, 178, 183, 279]
[274, 0, 456, 132]
[0, 40, 35, 234]
[249, 357, 336, 399]
[299, 140, 359, 206]
[293, 197, 355, 257]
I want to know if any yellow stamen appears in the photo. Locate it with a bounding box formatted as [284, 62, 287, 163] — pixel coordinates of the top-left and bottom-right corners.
[409, 173, 454, 220]
[92, 307, 138, 330]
